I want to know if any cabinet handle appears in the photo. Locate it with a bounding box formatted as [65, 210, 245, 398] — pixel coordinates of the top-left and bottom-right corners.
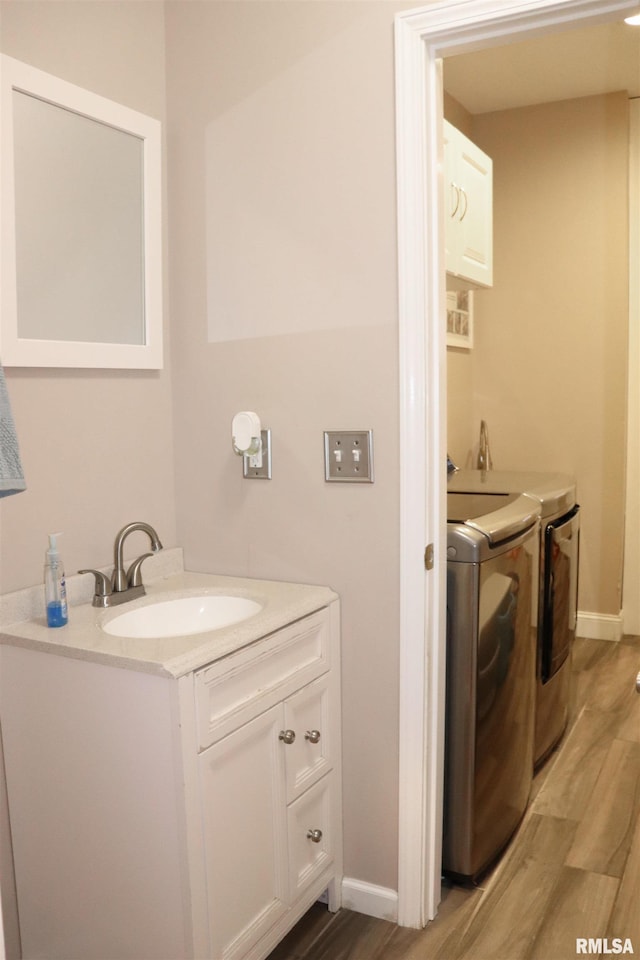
[636, 670, 640, 694]
[306, 828, 323, 843]
[305, 729, 321, 744]
[450, 182, 460, 219]
[459, 187, 468, 221]
[279, 729, 296, 744]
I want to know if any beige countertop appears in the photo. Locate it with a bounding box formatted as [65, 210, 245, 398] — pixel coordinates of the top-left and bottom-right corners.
[0, 568, 338, 679]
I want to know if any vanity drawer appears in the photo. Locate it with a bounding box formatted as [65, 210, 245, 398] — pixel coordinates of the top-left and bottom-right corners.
[195, 609, 330, 750]
[287, 774, 334, 901]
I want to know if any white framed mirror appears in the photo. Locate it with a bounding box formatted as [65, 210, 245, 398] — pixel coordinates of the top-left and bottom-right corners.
[0, 55, 163, 368]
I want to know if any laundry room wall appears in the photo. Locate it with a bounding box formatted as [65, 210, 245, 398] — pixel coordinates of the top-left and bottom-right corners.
[468, 92, 629, 618]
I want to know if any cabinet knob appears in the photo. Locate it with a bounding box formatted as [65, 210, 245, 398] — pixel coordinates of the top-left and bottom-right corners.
[305, 729, 321, 744]
[279, 729, 296, 745]
[306, 828, 323, 843]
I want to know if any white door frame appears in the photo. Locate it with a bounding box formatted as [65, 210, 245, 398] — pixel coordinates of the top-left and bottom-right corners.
[623, 98, 640, 635]
[395, 0, 640, 928]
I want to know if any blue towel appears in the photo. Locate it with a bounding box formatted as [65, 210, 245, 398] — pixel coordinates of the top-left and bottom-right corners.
[0, 364, 26, 497]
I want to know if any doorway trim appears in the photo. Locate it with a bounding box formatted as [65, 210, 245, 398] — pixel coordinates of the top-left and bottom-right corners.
[395, 0, 640, 929]
[623, 97, 640, 635]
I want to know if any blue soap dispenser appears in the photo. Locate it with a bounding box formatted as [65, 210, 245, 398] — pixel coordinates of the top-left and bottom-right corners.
[44, 533, 68, 627]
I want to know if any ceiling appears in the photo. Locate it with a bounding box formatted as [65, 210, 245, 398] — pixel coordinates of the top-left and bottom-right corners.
[443, 18, 640, 114]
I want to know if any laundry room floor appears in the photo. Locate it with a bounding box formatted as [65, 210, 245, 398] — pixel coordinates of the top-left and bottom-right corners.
[267, 634, 640, 960]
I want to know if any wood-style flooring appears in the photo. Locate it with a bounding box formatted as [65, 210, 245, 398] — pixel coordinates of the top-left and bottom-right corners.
[267, 634, 640, 960]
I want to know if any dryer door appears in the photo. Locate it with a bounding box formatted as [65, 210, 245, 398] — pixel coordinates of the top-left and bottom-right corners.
[542, 506, 580, 683]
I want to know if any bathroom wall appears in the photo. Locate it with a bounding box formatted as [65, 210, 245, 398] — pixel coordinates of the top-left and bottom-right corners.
[0, 6, 175, 955]
[450, 92, 629, 617]
[0, 0, 411, 910]
[0, 0, 177, 597]
[164, 0, 408, 893]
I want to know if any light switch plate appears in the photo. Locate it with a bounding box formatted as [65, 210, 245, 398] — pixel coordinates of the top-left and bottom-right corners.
[243, 429, 272, 479]
[324, 430, 374, 482]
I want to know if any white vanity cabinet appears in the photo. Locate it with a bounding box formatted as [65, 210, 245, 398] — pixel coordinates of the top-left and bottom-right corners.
[444, 120, 493, 289]
[193, 610, 340, 960]
[0, 598, 342, 960]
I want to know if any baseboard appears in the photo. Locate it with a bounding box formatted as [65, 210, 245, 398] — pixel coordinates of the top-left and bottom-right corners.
[341, 878, 398, 922]
[577, 611, 623, 642]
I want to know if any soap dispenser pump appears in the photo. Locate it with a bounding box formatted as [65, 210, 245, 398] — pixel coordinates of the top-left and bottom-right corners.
[44, 533, 68, 627]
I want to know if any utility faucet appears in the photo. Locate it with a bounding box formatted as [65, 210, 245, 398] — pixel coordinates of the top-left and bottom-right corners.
[79, 521, 163, 608]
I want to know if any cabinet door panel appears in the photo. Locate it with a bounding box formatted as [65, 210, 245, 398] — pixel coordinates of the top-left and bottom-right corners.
[283, 675, 332, 803]
[287, 776, 333, 901]
[457, 141, 492, 286]
[199, 706, 288, 960]
[444, 120, 493, 289]
[443, 121, 457, 269]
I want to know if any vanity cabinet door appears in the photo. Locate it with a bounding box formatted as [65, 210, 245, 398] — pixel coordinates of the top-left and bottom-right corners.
[283, 675, 332, 803]
[199, 704, 288, 960]
[193, 603, 342, 960]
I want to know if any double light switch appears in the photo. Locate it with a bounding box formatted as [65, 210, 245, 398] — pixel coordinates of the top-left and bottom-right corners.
[324, 431, 374, 482]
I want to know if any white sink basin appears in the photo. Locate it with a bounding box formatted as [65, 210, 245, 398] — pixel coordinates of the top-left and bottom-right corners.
[102, 594, 262, 639]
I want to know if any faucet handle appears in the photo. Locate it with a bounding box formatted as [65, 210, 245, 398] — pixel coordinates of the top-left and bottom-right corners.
[78, 569, 112, 601]
[126, 553, 154, 588]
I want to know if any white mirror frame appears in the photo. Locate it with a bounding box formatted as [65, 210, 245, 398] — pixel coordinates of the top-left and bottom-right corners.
[0, 55, 163, 369]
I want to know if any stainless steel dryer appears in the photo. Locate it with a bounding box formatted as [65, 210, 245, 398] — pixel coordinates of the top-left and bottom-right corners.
[536, 499, 580, 763]
[448, 470, 580, 765]
[444, 491, 540, 881]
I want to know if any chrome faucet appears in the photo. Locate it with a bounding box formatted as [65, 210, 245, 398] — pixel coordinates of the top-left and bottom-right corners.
[79, 521, 163, 608]
[477, 420, 493, 471]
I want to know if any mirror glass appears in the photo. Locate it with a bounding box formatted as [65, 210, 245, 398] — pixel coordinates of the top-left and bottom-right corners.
[1, 55, 162, 368]
[14, 92, 145, 346]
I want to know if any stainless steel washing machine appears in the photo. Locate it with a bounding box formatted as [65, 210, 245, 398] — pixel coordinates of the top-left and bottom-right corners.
[448, 470, 580, 765]
[444, 491, 540, 880]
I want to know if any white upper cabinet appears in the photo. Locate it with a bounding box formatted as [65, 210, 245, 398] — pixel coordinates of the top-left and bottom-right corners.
[444, 120, 493, 289]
